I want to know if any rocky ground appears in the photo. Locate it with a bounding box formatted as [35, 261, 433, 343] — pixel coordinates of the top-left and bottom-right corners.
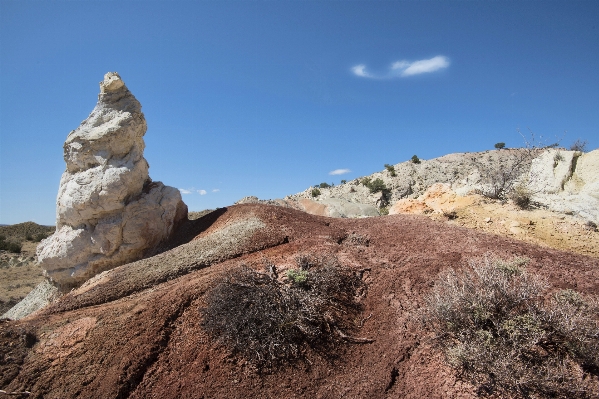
[1, 204, 598, 398]
[0, 223, 53, 315]
[390, 183, 599, 259]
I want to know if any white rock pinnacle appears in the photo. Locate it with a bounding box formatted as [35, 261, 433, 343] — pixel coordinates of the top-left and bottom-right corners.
[37, 72, 187, 291]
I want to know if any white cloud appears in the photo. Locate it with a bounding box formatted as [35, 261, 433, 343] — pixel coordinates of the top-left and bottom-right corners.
[329, 168, 351, 175]
[399, 56, 450, 76]
[351, 64, 372, 78]
[179, 188, 192, 195]
[352, 55, 449, 79]
[198, 189, 207, 195]
[212, 189, 220, 193]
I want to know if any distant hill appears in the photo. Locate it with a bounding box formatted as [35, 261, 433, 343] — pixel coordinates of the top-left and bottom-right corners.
[0, 222, 54, 245]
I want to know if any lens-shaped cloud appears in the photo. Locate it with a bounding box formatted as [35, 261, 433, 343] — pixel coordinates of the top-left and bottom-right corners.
[352, 56, 450, 79]
[329, 169, 351, 175]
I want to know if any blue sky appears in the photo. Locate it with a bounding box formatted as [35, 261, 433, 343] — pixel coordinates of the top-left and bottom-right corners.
[1, 1, 598, 225]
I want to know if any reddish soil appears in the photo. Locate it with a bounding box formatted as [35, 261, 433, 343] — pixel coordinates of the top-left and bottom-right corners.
[1, 204, 598, 398]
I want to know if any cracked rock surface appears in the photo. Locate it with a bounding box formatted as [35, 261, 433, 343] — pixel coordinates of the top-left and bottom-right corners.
[36, 72, 187, 292]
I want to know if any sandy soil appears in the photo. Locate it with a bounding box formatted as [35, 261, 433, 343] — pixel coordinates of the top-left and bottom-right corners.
[390, 184, 599, 258]
[0, 242, 44, 314]
[1, 204, 598, 398]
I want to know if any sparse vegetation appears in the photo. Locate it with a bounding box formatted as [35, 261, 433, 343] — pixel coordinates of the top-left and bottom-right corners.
[494, 142, 506, 150]
[384, 164, 397, 177]
[0, 235, 21, 253]
[341, 179, 347, 184]
[379, 207, 389, 216]
[286, 269, 309, 286]
[553, 151, 564, 166]
[311, 188, 321, 197]
[361, 177, 388, 194]
[510, 184, 532, 209]
[570, 139, 588, 152]
[318, 182, 332, 188]
[201, 257, 366, 369]
[411, 155, 421, 164]
[474, 131, 547, 201]
[422, 255, 599, 398]
[0, 222, 54, 249]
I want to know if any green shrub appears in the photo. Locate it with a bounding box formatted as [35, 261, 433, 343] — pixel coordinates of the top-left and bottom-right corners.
[0, 235, 21, 253]
[494, 142, 506, 150]
[318, 182, 331, 188]
[311, 188, 321, 197]
[33, 233, 47, 242]
[25, 234, 33, 241]
[379, 207, 389, 216]
[201, 258, 366, 369]
[367, 178, 387, 194]
[340, 179, 347, 184]
[422, 255, 599, 398]
[384, 164, 397, 177]
[286, 269, 309, 286]
[411, 155, 421, 164]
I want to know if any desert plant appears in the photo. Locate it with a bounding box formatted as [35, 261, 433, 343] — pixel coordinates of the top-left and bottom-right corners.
[0, 236, 21, 253]
[510, 184, 532, 209]
[474, 130, 548, 200]
[494, 142, 506, 150]
[379, 207, 389, 216]
[287, 269, 309, 286]
[570, 139, 588, 152]
[367, 178, 387, 194]
[411, 155, 421, 164]
[422, 255, 599, 398]
[201, 259, 367, 369]
[33, 233, 47, 242]
[553, 151, 565, 166]
[311, 188, 321, 197]
[319, 182, 332, 188]
[384, 164, 397, 177]
[341, 179, 347, 184]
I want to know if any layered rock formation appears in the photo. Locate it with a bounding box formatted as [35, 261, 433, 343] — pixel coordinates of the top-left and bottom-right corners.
[286, 148, 599, 223]
[37, 72, 187, 291]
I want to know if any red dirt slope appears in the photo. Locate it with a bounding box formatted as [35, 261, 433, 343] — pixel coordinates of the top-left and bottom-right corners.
[1, 204, 598, 398]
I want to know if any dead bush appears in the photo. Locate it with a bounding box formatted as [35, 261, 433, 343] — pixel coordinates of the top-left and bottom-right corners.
[422, 255, 599, 398]
[201, 257, 366, 369]
[510, 184, 532, 209]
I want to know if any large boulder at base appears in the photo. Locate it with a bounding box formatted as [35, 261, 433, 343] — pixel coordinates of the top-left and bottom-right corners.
[37, 72, 187, 291]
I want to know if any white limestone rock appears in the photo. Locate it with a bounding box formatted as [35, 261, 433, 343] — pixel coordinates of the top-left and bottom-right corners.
[37, 72, 187, 291]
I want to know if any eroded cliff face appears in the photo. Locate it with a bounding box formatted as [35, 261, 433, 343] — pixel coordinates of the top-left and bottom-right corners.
[37, 72, 187, 291]
[286, 147, 599, 224]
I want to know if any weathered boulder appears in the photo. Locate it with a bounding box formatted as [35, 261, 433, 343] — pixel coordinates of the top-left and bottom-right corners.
[37, 72, 187, 291]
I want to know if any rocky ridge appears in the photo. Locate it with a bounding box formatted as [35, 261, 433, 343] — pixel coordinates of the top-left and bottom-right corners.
[284, 147, 599, 224]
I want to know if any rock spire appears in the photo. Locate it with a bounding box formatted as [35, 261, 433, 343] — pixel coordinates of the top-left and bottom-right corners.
[37, 72, 187, 291]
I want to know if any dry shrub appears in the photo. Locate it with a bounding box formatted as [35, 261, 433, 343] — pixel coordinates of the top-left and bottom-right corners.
[422, 255, 599, 398]
[201, 257, 365, 369]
